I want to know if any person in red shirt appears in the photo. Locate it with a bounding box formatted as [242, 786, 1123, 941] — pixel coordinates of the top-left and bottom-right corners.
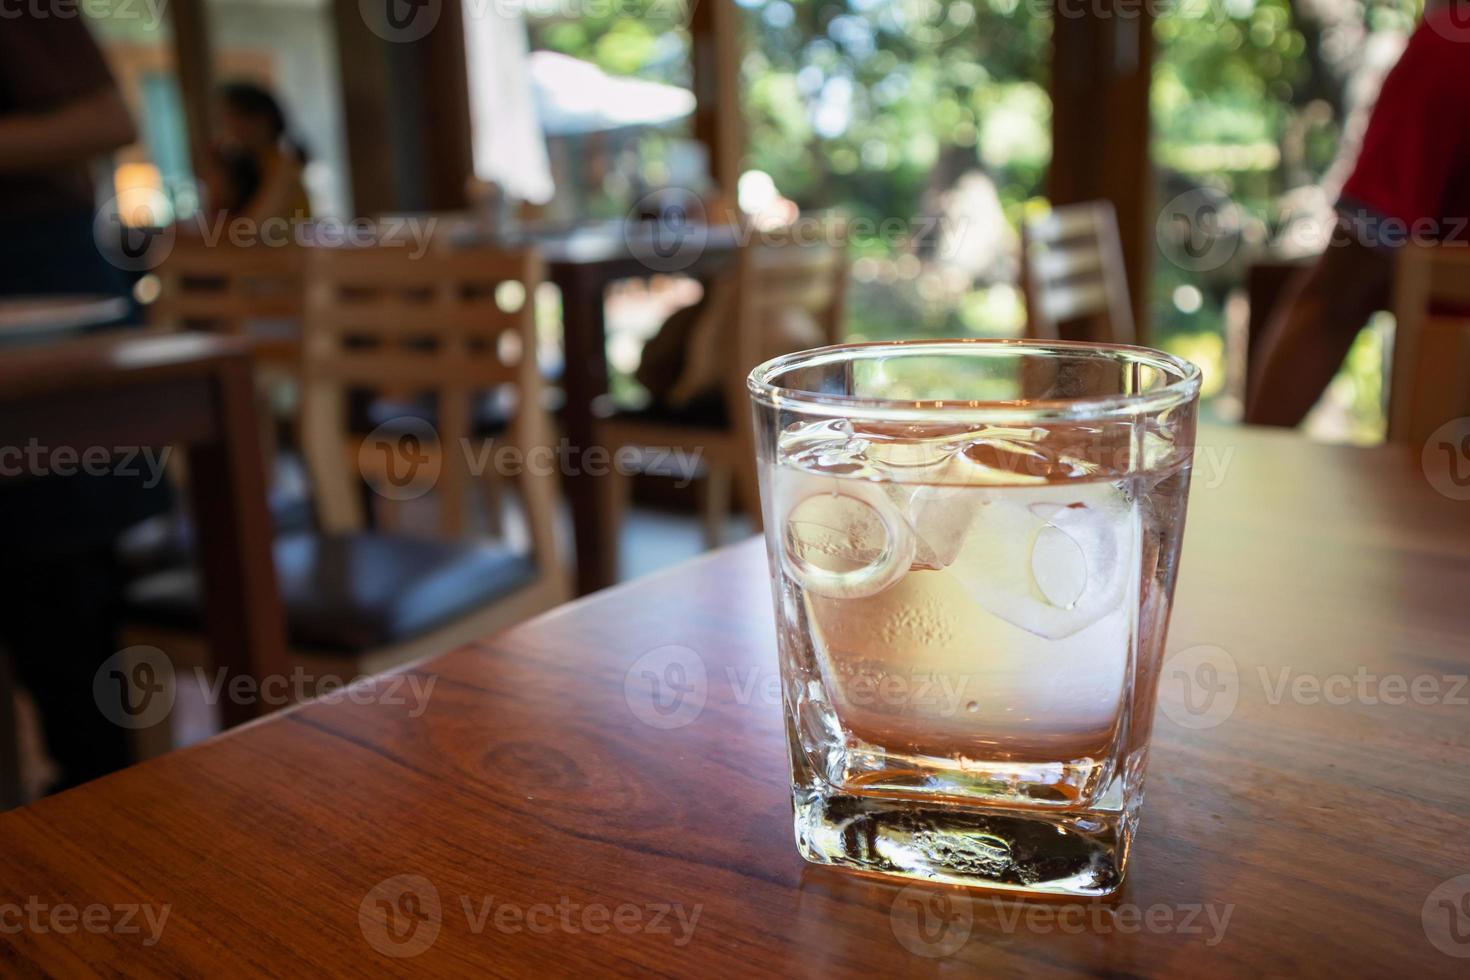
[1248, 3, 1470, 425]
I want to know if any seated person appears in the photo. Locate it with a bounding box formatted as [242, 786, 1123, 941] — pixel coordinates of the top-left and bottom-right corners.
[201, 82, 311, 223]
[1248, 2, 1470, 426]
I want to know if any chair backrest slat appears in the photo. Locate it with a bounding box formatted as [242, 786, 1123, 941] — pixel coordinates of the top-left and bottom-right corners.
[302, 245, 557, 557]
[1022, 201, 1135, 345]
[150, 238, 305, 369]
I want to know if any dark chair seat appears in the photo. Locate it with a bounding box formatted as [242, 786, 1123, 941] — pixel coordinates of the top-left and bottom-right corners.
[125, 532, 536, 653]
[116, 465, 316, 580]
[608, 390, 729, 430]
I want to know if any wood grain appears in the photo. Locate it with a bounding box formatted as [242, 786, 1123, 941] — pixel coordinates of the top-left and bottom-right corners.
[2, 426, 1468, 977]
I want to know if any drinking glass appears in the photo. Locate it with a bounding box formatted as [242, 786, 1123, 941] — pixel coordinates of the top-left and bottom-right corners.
[747, 339, 1200, 897]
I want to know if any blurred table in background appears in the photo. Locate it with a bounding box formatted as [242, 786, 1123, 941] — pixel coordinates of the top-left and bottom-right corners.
[479, 220, 743, 594]
[2, 426, 1467, 974]
[0, 295, 130, 346]
[0, 333, 288, 727]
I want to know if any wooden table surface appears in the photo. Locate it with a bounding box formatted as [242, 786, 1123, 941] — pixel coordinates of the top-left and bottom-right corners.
[0, 296, 129, 343]
[3, 426, 1468, 976]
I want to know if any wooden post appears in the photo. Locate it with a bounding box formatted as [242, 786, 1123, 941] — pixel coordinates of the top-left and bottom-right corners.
[1048, 0, 1154, 341]
[168, 0, 215, 179]
[690, 0, 744, 218]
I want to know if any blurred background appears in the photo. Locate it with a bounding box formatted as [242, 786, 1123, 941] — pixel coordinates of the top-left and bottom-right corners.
[82, 0, 1418, 440]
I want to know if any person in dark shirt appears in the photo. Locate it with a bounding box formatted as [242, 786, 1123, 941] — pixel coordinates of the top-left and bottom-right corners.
[0, 13, 138, 297]
[0, 14, 158, 794]
[1248, 4, 1470, 425]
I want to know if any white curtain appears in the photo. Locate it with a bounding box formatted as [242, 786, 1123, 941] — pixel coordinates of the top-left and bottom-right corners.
[461, 4, 554, 205]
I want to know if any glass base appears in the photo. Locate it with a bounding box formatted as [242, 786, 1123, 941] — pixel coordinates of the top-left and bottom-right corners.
[793, 787, 1134, 897]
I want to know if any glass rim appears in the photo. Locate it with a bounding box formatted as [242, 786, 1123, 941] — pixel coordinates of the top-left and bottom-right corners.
[747, 338, 1202, 422]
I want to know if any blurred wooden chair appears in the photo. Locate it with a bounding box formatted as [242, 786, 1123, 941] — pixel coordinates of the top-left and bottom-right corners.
[122, 246, 569, 754]
[1022, 201, 1135, 345]
[127, 238, 314, 573]
[1388, 244, 1470, 446]
[594, 220, 848, 557]
[149, 235, 305, 378]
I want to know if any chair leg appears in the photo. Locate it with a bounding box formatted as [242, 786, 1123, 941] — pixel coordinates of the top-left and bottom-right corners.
[595, 464, 633, 583]
[700, 463, 732, 550]
[477, 465, 506, 538]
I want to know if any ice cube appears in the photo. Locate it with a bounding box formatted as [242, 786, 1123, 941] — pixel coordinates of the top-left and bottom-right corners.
[946, 483, 1138, 639]
[773, 466, 915, 600]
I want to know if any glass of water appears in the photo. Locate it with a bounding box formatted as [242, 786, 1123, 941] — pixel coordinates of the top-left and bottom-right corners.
[747, 339, 1201, 897]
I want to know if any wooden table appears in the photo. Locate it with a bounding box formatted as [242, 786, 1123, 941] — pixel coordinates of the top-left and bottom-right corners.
[3, 426, 1468, 976]
[0, 295, 130, 344]
[487, 221, 742, 595]
[0, 333, 288, 730]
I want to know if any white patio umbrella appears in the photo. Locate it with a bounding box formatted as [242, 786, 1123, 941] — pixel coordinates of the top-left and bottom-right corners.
[528, 50, 696, 138]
